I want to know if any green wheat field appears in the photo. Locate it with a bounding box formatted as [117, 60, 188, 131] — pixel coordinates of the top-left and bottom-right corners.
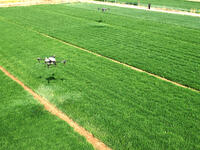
[0, 2, 199, 150]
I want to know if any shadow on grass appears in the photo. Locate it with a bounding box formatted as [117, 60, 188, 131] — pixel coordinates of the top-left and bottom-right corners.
[38, 73, 65, 84]
[46, 76, 56, 84]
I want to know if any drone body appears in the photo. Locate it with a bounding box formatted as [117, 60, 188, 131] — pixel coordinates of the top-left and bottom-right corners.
[45, 56, 56, 66]
[37, 56, 66, 68]
[98, 8, 110, 12]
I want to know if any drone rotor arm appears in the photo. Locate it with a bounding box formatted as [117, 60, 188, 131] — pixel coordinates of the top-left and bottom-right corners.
[37, 58, 45, 62]
[56, 60, 66, 63]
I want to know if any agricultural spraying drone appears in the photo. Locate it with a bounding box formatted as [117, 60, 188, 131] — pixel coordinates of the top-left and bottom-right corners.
[37, 56, 66, 68]
[98, 8, 110, 12]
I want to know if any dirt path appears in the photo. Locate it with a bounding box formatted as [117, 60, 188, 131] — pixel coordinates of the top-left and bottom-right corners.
[187, 0, 200, 2]
[0, 66, 111, 150]
[35, 32, 199, 93]
[1, 0, 200, 17]
[0, 15, 199, 93]
[0, 0, 80, 7]
[0, 1, 54, 7]
[86, 1, 200, 17]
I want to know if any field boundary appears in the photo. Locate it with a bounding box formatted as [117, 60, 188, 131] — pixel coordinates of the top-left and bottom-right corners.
[0, 66, 111, 150]
[1, 0, 200, 17]
[86, 1, 200, 17]
[0, 0, 83, 7]
[0, 1, 57, 7]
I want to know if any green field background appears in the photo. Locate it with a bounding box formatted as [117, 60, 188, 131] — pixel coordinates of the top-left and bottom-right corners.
[0, 4, 200, 149]
[0, 3, 199, 90]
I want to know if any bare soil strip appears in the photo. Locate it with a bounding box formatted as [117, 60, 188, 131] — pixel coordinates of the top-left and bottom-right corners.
[187, 0, 200, 2]
[0, 66, 111, 150]
[86, 1, 200, 17]
[0, 16, 199, 93]
[1, 0, 200, 16]
[0, 0, 81, 7]
[0, 1, 55, 7]
[37, 32, 199, 93]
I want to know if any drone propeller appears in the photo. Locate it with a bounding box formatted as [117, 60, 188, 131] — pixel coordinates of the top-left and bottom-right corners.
[37, 57, 47, 62]
[37, 57, 41, 62]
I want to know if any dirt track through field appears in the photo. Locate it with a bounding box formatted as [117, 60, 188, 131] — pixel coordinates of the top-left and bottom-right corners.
[0, 66, 111, 150]
[1, 0, 200, 17]
[0, 0, 80, 7]
[36, 32, 199, 93]
[0, 15, 199, 93]
[87, 1, 200, 17]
